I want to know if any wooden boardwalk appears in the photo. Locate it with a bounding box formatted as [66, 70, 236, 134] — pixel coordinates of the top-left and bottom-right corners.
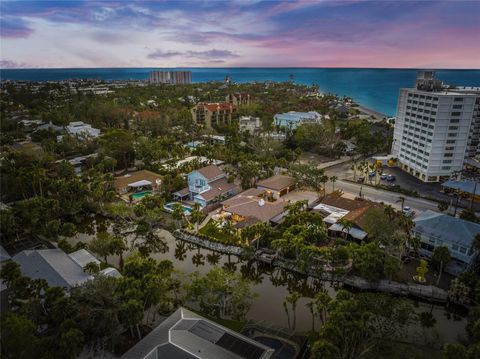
[173, 234, 449, 303]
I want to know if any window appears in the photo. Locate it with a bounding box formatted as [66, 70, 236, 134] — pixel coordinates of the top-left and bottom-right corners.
[449, 126, 459, 130]
[448, 133, 457, 137]
[445, 146, 455, 151]
[442, 166, 451, 170]
[454, 97, 464, 102]
[451, 112, 461, 116]
[443, 160, 452, 164]
[444, 153, 453, 157]
[453, 104, 462, 109]
[450, 119, 460, 123]
[447, 140, 456, 144]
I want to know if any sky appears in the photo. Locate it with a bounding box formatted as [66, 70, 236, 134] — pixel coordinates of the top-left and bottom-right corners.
[0, 0, 479, 69]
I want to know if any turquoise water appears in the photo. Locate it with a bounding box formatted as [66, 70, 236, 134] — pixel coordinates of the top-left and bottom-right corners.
[131, 191, 152, 199]
[164, 202, 193, 215]
[1, 68, 479, 115]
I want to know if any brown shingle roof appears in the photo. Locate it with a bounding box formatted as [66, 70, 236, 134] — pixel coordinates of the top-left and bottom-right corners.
[320, 193, 385, 230]
[221, 190, 287, 223]
[196, 178, 238, 201]
[256, 175, 295, 191]
[114, 170, 163, 192]
[320, 193, 371, 212]
[197, 164, 224, 181]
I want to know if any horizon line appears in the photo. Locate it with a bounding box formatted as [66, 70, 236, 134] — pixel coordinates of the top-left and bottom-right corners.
[1, 66, 480, 71]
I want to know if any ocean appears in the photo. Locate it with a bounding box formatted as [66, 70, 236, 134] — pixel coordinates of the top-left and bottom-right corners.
[1, 68, 480, 116]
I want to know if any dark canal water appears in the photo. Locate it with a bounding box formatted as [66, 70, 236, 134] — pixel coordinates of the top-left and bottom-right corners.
[70, 219, 467, 347]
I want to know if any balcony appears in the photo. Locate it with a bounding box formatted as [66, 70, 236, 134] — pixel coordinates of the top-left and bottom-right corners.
[189, 184, 210, 194]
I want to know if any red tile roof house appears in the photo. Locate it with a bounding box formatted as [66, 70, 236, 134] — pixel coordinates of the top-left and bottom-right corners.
[256, 174, 296, 200]
[173, 164, 239, 208]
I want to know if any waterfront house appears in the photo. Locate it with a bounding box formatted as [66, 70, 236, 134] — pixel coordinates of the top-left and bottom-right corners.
[413, 210, 480, 275]
[312, 193, 384, 241]
[120, 307, 274, 359]
[13, 249, 93, 290]
[220, 188, 288, 228]
[273, 111, 321, 130]
[114, 170, 163, 201]
[173, 164, 238, 207]
[256, 174, 296, 200]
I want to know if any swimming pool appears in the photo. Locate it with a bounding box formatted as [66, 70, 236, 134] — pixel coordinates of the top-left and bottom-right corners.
[131, 191, 152, 200]
[164, 202, 193, 215]
[253, 336, 297, 359]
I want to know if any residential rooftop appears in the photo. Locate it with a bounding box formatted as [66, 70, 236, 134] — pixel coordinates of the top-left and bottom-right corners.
[120, 307, 274, 359]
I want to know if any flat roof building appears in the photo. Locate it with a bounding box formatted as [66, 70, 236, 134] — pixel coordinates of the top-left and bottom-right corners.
[391, 71, 480, 182]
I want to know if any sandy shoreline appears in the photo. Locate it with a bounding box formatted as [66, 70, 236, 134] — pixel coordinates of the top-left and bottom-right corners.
[356, 104, 389, 120]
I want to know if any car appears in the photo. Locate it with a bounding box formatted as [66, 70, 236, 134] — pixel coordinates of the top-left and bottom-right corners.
[357, 176, 365, 183]
[386, 174, 396, 182]
[402, 206, 415, 216]
[380, 173, 388, 180]
[368, 171, 376, 177]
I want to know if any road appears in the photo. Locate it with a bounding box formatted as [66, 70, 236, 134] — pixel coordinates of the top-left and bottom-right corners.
[323, 160, 442, 214]
[335, 180, 440, 213]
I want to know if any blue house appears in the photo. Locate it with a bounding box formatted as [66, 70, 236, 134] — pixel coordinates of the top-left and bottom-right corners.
[173, 164, 238, 207]
[413, 210, 480, 275]
[273, 111, 321, 130]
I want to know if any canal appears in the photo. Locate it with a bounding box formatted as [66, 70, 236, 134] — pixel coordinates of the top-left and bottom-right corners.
[71, 219, 468, 348]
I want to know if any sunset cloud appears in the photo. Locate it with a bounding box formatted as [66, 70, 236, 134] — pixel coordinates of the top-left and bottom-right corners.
[0, 0, 479, 68]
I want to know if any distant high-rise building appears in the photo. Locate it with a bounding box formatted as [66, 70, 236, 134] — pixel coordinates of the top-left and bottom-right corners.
[148, 71, 192, 84]
[391, 71, 480, 182]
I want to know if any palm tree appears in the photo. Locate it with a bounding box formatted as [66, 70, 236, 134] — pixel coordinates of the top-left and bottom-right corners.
[284, 291, 301, 330]
[190, 202, 203, 233]
[384, 204, 396, 221]
[172, 203, 184, 229]
[432, 246, 451, 286]
[337, 218, 353, 241]
[330, 175, 338, 193]
[312, 289, 331, 328]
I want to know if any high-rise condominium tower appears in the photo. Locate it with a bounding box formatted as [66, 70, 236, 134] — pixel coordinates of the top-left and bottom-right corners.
[391, 71, 480, 182]
[148, 71, 192, 84]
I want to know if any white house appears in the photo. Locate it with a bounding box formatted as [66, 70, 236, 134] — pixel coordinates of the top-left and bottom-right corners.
[66, 121, 101, 138]
[273, 111, 321, 130]
[239, 116, 262, 134]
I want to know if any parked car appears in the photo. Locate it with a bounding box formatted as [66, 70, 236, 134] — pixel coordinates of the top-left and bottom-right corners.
[357, 176, 365, 183]
[368, 171, 376, 177]
[402, 206, 415, 216]
[386, 174, 396, 182]
[380, 173, 388, 180]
